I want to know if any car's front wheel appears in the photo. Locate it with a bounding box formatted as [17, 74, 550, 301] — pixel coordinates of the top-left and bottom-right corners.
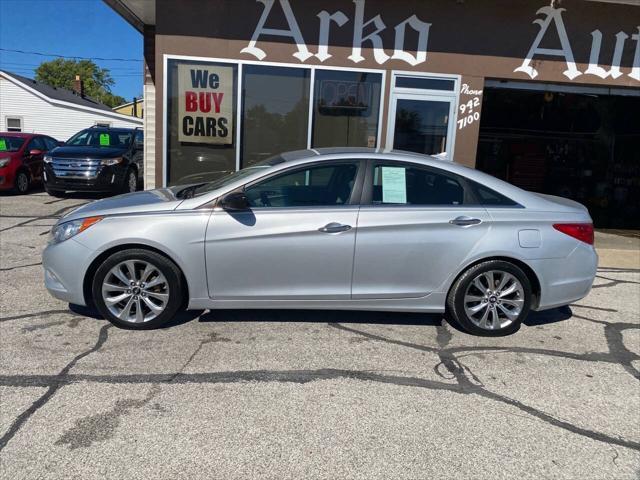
[122, 168, 138, 194]
[447, 260, 532, 336]
[92, 249, 184, 329]
[14, 170, 30, 194]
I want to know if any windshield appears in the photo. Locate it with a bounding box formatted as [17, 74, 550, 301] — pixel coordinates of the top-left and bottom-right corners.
[0, 136, 25, 152]
[190, 165, 272, 197]
[66, 129, 133, 148]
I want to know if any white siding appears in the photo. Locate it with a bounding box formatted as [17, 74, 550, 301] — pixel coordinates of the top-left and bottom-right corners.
[0, 77, 142, 141]
[143, 81, 156, 189]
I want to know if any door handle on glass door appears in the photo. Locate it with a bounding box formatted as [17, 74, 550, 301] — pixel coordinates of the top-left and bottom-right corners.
[449, 216, 482, 226]
[319, 222, 352, 233]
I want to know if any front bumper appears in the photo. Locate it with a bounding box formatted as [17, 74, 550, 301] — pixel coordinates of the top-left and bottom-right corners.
[42, 237, 95, 306]
[0, 168, 16, 190]
[43, 163, 125, 192]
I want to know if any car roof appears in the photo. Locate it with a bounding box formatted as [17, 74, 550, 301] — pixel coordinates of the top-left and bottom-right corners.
[0, 132, 40, 138]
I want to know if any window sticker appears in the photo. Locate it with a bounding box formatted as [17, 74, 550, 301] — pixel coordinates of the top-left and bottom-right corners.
[99, 133, 110, 146]
[0, 139, 7, 151]
[381, 166, 407, 203]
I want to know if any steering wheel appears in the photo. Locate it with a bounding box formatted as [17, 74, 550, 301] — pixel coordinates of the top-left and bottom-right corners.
[260, 190, 272, 207]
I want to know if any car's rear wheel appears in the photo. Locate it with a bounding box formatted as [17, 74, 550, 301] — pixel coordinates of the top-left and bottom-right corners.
[14, 170, 29, 194]
[447, 260, 532, 336]
[92, 249, 184, 329]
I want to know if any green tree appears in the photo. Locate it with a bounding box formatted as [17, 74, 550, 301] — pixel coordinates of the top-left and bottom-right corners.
[35, 59, 127, 108]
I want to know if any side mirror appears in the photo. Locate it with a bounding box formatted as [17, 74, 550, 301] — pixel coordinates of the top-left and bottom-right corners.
[28, 149, 43, 156]
[221, 191, 250, 211]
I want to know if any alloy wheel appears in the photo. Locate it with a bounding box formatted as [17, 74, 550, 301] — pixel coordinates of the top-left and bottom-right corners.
[101, 260, 169, 323]
[16, 173, 29, 193]
[127, 171, 137, 192]
[463, 270, 525, 330]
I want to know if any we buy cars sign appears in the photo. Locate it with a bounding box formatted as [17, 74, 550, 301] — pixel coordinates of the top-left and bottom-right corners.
[178, 64, 233, 144]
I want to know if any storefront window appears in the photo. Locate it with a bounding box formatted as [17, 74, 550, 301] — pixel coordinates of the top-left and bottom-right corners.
[312, 70, 382, 149]
[241, 65, 310, 168]
[166, 59, 237, 185]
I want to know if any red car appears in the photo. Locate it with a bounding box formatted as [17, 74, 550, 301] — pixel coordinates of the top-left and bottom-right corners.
[0, 132, 60, 194]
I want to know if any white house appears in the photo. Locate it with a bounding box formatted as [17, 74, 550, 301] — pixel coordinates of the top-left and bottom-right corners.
[0, 70, 143, 141]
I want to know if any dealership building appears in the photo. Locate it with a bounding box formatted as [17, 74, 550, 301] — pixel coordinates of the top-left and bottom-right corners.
[106, 0, 640, 228]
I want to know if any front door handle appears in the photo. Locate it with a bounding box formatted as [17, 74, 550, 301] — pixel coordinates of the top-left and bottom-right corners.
[449, 216, 482, 226]
[319, 222, 352, 233]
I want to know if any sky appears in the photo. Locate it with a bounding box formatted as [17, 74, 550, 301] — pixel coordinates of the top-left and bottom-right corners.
[0, 0, 143, 102]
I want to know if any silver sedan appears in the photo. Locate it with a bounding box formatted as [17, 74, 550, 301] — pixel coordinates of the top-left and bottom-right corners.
[43, 148, 597, 335]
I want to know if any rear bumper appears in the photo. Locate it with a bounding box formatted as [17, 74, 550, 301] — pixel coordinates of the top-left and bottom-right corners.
[43, 163, 125, 192]
[531, 243, 598, 310]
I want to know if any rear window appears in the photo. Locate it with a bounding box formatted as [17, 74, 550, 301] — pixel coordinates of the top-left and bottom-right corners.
[470, 181, 519, 207]
[0, 136, 25, 152]
[66, 129, 132, 147]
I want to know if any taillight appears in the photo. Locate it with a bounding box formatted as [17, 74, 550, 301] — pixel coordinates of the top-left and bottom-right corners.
[553, 223, 594, 245]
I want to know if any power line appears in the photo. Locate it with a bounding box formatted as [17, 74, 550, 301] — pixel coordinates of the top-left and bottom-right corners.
[0, 61, 141, 71]
[0, 48, 142, 62]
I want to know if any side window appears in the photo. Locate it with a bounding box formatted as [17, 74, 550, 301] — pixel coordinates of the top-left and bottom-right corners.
[245, 163, 359, 208]
[372, 163, 466, 206]
[135, 130, 143, 144]
[26, 137, 45, 152]
[470, 181, 519, 207]
[43, 137, 58, 151]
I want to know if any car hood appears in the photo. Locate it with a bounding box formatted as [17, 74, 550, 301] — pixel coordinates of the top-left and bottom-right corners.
[61, 188, 183, 222]
[50, 146, 128, 158]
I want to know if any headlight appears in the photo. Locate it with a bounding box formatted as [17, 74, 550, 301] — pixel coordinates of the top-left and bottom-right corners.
[0, 157, 11, 168]
[48, 216, 102, 245]
[101, 157, 124, 166]
[43, 155, 52, 163]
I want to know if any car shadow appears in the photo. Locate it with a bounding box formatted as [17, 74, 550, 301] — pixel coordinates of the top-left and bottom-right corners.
[523, 306, 573, 327]
[69, 303, 574, 332]
[198, 309, 465, 332]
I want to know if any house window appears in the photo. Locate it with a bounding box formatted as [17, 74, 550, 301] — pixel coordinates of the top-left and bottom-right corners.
[6, 117, 22, 132]
[166, 59, 238, 186]
[241, 65, 310, 168]
[312, 70, 383, 149]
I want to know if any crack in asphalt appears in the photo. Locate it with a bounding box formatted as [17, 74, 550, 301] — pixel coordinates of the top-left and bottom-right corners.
[0, 262, 42, 272]
[0, 309, 80, 323]
[593, 274, 640, 289]
[330, 320, 640, 452]
[167, 332, 231, 383]
[0, 324, 112, 452]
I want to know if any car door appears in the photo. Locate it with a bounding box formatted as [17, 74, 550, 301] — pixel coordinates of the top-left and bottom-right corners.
[205, 160, 364, 300]
[24, 137, 46, 181]
[352, 160, 491, 299]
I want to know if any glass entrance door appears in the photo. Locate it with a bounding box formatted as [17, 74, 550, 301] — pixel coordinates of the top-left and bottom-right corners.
[389, 93, 456, 159]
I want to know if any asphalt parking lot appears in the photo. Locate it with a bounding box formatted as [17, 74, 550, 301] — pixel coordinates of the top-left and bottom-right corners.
[1, 190, 639, 479]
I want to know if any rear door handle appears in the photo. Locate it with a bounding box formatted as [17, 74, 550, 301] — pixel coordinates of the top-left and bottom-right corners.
[449, 216, 482, 226]
[319, 222, 352, 233]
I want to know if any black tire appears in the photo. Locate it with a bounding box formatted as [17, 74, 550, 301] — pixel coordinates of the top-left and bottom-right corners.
[92, 249, 184, 329]
[45, 186, 65, 198]
[13, 170, 30, 194]
[122, 168, 138, 194]
[446, 260, 532, 336]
